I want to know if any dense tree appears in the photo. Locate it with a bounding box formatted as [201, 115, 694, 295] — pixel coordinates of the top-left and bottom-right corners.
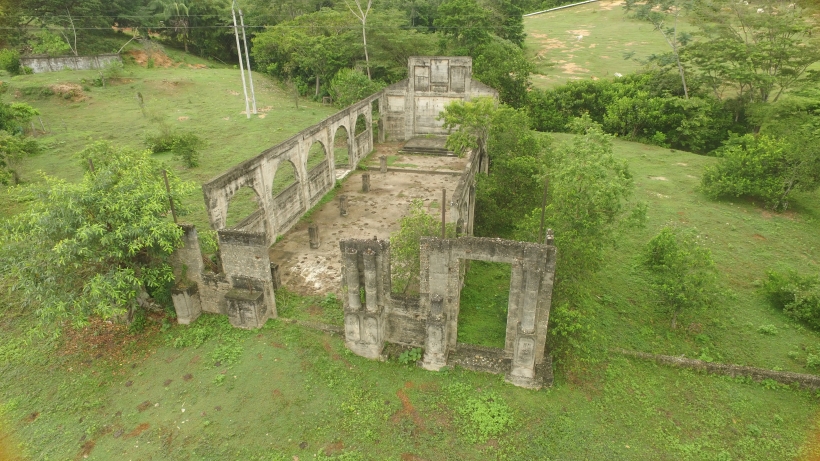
[0, 143, 195, 324]
[624, 0, 693, 98]
[252, 8, 357, 96]
[685, 0, 820, 107]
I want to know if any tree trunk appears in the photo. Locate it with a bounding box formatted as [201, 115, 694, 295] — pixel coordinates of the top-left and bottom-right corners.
[315, 75, 320, 97]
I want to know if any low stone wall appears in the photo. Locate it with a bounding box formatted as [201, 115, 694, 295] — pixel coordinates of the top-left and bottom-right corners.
[20, 54, 121, 73]
[616, 349, 820, 390]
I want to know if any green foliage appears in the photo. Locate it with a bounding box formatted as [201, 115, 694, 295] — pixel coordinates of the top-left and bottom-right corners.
[389, 199, 454, 293]
[757, 324, 778, 336]
[0, 102, 40, 133]
[328, 68, 385, 108]
[700, 134, 820, 211]
[397, 347, 422, 365]
[641, 226, 719, 329]
[0, 48, 21, 75]
[526, 73, 738, 153]
[30, 30, 72, 56]
[0, 130, 40, 185]
[762, 270, 820, 331]
[446, 382, 514, 444]
[473, 35, 533, 108]
[685, 0, 820, 106]
[145, 125, 205, 168]
[0, 142, 196, 324]
[516, 120, 642, 281]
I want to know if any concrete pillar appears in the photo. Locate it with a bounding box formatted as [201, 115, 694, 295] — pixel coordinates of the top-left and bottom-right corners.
[379, 156, 387, 173]
[546, 228, 554, 245]
[363, 249, 378, 313]
[456, 218, 464, 237]
[344, 248, 361, 311]
[362, 173, 370, 192]
[308, 223, 320, 249]
[422, 294, 448, 371]
[339, 195, 348, 216]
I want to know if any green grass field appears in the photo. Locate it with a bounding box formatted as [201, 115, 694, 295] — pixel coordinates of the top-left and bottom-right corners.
[523, 0, 694, 88]
[0, 48, 337, 229]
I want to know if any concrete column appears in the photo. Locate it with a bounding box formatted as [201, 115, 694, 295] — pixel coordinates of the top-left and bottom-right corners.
[422, 294, 448, 371]
[546, 228, 554, 245]
[339, 195, 348, 216]
[308, 223, 320, 249]
[344, 248, 361, 311]
[379, 156, 387, 173]
[362, 173, 370, 192]
[504, 258, 524, 355]
[363, 249, 378, 313]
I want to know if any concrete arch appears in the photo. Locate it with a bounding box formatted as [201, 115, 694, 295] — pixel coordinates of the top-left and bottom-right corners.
[224, 184, 267, 234]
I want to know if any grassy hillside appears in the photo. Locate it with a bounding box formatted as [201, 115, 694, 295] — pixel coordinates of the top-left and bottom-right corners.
[523, 0, 694, 88]
[0, 47, 337, 228]
[2, 136, 819, 461]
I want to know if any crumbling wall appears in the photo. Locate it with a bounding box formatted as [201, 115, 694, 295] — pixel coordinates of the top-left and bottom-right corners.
[449, 146, 486, 236]
[20, 53, 121, 73]
[170, 225, 276, 329]
[340, 236, 557, 389]
[202, 92, 380, 246]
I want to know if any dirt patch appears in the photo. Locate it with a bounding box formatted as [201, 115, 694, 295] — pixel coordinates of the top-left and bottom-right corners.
[124, 422, 150, 439]
[177, 116, 189, 121]
[24, 412, 39, 423]
[649, 176, 668, 181]
[597, 0, 625, 10]
[322, 337, 353, 366]
[75, 440, 95, 460]
[567, 29, 591, 37]
[561, 62, 590, 74]
[49, 83, 86, 102]
[391, 383, 425, 431]
[675, 162, 688, 166]
[752, 234, 766, 241]
[163, 379, 173, 387]
[307, 304, 323, 317]
[126, 49, 175, 68]
[187, 63, 207, 69]
[323, 441, 345, 455]
[183, 373, 193, 381]
[800, 411, 820, 460]
[59, 316, 161, 367]
[136, 401, 152, 412]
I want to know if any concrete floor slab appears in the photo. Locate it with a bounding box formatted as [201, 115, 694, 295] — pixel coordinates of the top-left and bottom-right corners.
[269, 145, 466, 296]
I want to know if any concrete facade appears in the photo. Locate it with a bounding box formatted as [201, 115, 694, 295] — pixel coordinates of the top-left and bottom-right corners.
[20, 54, 121, 73]
[340, 236, 557, 389]
[381, 57, 498, 142]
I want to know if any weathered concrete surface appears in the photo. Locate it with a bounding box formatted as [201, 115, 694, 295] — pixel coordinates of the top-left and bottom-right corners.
[20, 53, 121, 73]
[382, 56, 499, 142]
[269, 148, 466, 295]
[338, 234, 557, 390]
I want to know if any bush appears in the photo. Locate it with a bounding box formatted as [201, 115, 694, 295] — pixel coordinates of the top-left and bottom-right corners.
[328, 68, 384, 108]
[762, 270, 820, 331]
[701, 134, 820, 210]
[526, 71, 742, 153]
[0, 49, 21, 76]
[641, 227, 719, 329]
[145, 127, 205, 168]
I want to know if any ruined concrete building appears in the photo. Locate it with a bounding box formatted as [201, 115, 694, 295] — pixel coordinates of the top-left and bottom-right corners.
[171, 57, 558, 389]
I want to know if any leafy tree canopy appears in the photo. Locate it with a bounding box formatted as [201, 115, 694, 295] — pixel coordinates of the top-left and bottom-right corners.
[0, 142, 196, 326]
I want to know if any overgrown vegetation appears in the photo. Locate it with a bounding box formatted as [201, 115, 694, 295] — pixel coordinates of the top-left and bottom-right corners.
[641, 226, 719, 329]
[0, 142, 195, 324]
[763, 270, 820, 331]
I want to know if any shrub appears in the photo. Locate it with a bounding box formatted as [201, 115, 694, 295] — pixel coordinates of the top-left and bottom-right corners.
[762, 270, 820, 331]
[145, 126, 205, 168]
[641, 227, 719, 329]
[701, 134, 820, 211]
[328, 68, 384, 108]
[0, 49, 21, 75]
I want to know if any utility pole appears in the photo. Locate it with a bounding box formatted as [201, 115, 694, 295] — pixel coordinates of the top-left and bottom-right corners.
[231, 1, 251, 119]
[238, 7, 257, 114]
